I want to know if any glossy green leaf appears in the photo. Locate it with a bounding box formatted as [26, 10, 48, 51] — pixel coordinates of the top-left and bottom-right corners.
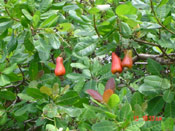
[24, 31, 34, 51]
[147, 96, 164, 115]
[40, 14, 58, 28]
[22, 9, 32, 21]
[126, 118, 145, 131]
[71, 63, 87, 70]
[46, 124, 59, 131]
[56, 91, 80, 105]
[14, 105, 28, 116]
[119, 103, 132, 121]
[108, 94, 120, 108]
[121, 22, 132, 37]
[63, 5, 79, 11]
[116, 2, 137, 16]
[131, 92, 143, 108]
[163, 90, 174, 103]
[2, 63, 17, 75]
[43, 104, 57, 118]
[92, 120, 116, 131]
[164, 102, 175, 117]
[161, 117, 174, 131]
[26, 88, 46, 99]
[0, 91, 16, 100]
[74, 41, 96, 56]
[33, 11, 40, 28]
[40, 0, 53, 13]
[34, 38, 51, 61]
[47, 34, 60, 49]
[0, 74, 10, 86]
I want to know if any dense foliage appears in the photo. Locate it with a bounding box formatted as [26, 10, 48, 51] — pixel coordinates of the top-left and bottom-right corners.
[0, 0, 175, 130]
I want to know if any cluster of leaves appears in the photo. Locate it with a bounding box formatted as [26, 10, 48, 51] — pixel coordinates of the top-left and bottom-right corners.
[0, 0, 175, 130]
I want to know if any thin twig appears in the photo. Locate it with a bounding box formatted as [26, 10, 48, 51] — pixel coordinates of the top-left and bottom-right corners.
[132, 53, 174, 64]
[132, 38, 175, 60]
[3, 64, 25, 89]
[93, 15, 101, 38]
[150, 0, 175, 35]
[118, 84, 136, 93]
[5, 7, 20, 22]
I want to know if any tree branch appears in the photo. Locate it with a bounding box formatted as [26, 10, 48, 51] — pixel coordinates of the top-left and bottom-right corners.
[132, 38, 175, 61]
[133, 53, 174, 65]
[3, 64, 25, 89]
[93, 15, 100, 38]
[150, 0, 175, 35]
[5, 7, 20, 22]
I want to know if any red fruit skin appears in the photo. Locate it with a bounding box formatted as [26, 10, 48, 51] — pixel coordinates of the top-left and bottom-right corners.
[111, 52, 122, 74]
[121, 50, 133, 69]
[55, 57, 66, 76]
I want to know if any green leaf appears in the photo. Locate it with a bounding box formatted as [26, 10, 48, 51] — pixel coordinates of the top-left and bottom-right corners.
[63, 5, 79, 12]
[56, 91, 80, 105]
[161, 117, 174, 131]
[107, 94, 120, 108]
[39, 0, 53, 13]
[139, 83, 161, 95]
[119, 103, 132, 121]
[74, 41, 96, 56]
[132, 0, 148, 9]
[29, 60, 38, 80]
[43, 104, 57, 118]
[126, 118, 145, 131]
[0, 91, 16, 100]
[144, 75, 162, 87]
[60, 106, 82, 117]
[22, 9, 32, 21]
[34, 38, 51, 61]
[164, 102, 175, 117]
[14, 105, 28, 116]
[121, 22, 132, 37]
[17, 93, 35, 101]
[73, 78, 85, 93]
[57, 23, 73, 32]
[158, 0, 169, 7]
[141, 121, 161, 130]
[147, 58, 163, 75]
[141, 22, 161, 29]
[0, 74, 10, 86]
[0, 20, 13, 33]
[158, 35, 175, 49]
[163, 90, 174, 103]
[33, 11, 40, 28]
[66, 73, 87, 81]
[27, 0, 35, 13]
[47, 34, 60, 49]
[24, 31, 34, 52]
[0, 113, 7, 126]
[71, 63, 87, 70]
[40, 86, 52, 96]
[88, 7, 100, 15]
[131, 92, 143, 108]
[7, 33, 17, 53]
[116, 2, 137, 16]
[92, 120, 116, 131]
[2, 63, 17, 75]
[26, 88, 46, 99]
[84, 80, 97, 93]
[40, 14, 58, 28]
[147, 96, 164, 115]
[143, 75, 170, 90]
[46, 124, 59, 131]
[69, 10, 86, 24]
